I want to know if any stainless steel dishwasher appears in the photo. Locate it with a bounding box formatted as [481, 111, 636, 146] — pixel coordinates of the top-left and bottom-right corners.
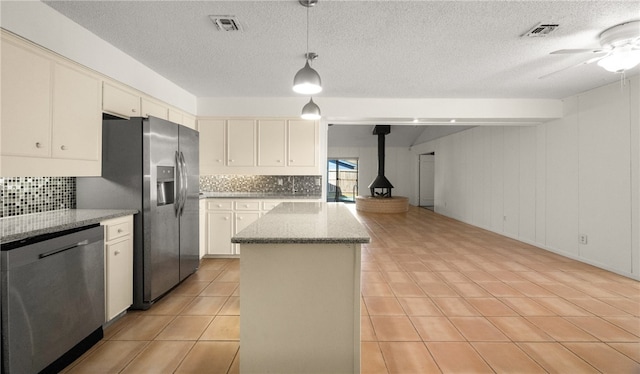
[1, 224, 105, 374]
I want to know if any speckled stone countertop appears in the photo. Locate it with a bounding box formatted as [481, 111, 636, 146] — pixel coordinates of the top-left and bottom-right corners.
[232, 202, 370, 244]
[1, 209, 138, 244]
[200, 192, 322, 199]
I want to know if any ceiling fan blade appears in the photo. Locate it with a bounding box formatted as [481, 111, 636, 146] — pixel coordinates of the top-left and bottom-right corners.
[550, 48, 605, 54]
[538, 55, 607, 79]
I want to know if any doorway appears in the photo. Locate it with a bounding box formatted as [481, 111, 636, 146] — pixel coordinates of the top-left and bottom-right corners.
[327, 158, 358, 203]
[418, 153, 435, 209]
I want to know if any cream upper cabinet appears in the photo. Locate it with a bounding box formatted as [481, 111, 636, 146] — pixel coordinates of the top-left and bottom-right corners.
[103, 82, 140, 118]
[52, 63, 102, 161]
[199, 119, 226, 174]
[258, 120, 286, 167]
[182, 113, 197, 130]
[141, 97, 168, 120]
[227, 119, 256, 167]
[1, 36, 52, 158]
[1, 31, 102, 176]
[288, 120, 317, 167]
[168, 108, 183, 125]
[197, 117, 319, 175]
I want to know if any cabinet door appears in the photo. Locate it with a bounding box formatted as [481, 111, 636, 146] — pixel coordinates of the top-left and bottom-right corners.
[258, 120, 286, 167]
[106, 237, 133, 321]
[199, 199, 206, 259]
[227, 119, 255, 167]
[234, 212, 260, 254]
[141, 97, 168, 119]
[199, 119, 226, 173]
[52, 63, 102, 161]
[182, 113, 197, 130]
[207, 212, 233, 255]
[169, 109, 183, 125]
[103, 82, 140, 118]
[1, 37, 51, 158]
[288, 120, 317, 167]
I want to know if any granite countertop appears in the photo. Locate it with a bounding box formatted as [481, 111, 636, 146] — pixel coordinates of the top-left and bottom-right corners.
[1, 209, 138, 244]
[200, 192, 322, 200]
[232, 202, 370, 244]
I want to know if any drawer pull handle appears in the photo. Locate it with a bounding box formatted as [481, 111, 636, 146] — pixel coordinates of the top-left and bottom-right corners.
[114, 250, 121, 255]
[60, 145, 67, 150]
[35, 142, 43, 148]
[132, 108, 137, 113]
[117, 229, 123, 233]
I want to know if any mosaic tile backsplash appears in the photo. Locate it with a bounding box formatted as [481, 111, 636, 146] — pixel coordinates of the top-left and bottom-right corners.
[1, 177, 76, 218]
[200, 175, 322, 195]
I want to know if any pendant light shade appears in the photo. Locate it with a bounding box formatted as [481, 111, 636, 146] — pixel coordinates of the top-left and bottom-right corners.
[293, 60, 322, 94]
[301, 98, 321, 120]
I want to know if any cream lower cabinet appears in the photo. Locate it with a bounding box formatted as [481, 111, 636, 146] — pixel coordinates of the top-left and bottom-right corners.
[233, 201, 261, 255]
[206, 200, 234, 255]
[205, 199, 286, 256]
[205, 201, 261, 256]
[102, 215, 134, 322]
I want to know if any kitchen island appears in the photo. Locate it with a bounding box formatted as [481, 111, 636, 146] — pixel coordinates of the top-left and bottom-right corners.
[232, 202, 370, 374]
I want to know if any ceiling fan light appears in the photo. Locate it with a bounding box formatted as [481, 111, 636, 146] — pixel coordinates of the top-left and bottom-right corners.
[293, 60, 322, 94]
[301, 98, 321, 120]
[597, 49, 640, 72]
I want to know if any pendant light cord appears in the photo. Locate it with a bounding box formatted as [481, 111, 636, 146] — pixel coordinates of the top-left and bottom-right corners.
[306, 3, 310, 62]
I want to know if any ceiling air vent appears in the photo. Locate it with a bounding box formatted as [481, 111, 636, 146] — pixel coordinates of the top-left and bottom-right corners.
[522, 23, 559, 37]
[209, 15, 242, 32]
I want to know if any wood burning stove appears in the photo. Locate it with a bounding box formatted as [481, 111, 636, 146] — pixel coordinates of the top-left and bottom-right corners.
[368, 125, 394, 197]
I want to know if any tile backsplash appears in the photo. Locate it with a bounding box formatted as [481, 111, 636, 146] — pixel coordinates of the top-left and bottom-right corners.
[200, 175, 322, 195]
[1, 177, 76, 218]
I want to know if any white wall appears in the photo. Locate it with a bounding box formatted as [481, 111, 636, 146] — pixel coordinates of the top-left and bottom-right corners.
[328, 146, 417, 205]
[0, 1, 197, 113]
[411, 76, 640, 279]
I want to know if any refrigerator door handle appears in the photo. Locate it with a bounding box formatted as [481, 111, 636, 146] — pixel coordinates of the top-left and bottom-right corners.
[174, 151, 182, 217]
[180, 151, 188, 216]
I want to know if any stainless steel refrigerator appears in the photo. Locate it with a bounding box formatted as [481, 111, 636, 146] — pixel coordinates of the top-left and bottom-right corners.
[77, 116, 199, 309]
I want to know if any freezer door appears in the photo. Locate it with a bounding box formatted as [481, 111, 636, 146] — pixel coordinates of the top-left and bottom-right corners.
[144, 117, 180, 302]
[178, 125, 200, 281]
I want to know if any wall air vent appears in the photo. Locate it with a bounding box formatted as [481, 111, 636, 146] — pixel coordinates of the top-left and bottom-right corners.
[522, 23, 559, 37]
[209, 15, 242, 32]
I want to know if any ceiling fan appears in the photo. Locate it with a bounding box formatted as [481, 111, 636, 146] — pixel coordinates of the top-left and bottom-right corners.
[539, 20, 640, 79]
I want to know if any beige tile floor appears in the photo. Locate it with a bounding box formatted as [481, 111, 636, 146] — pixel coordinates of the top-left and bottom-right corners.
[64, 206, 639, 373]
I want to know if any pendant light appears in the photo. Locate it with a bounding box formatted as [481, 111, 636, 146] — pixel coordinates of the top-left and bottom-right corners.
[301, 97, 321, 120]
[293, 0, 322, 95]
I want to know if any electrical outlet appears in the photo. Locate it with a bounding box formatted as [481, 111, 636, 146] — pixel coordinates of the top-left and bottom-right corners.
[579, 234, 588, 245]
[315, 177, 321, 186]
[277, 178, 283, 186]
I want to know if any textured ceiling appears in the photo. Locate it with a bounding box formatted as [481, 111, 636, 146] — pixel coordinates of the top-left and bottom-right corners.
[43, 0, 640, 100]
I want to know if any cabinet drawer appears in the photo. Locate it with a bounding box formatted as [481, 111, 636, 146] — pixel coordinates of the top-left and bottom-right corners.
[234, 201, 260, 211]
[262, 201, 281, 211]
[106, 221, 131, 241]
[207, 200, 233, 210]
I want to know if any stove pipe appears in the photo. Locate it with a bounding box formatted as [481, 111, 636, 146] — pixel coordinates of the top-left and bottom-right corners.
[368, 125, 394, 197]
